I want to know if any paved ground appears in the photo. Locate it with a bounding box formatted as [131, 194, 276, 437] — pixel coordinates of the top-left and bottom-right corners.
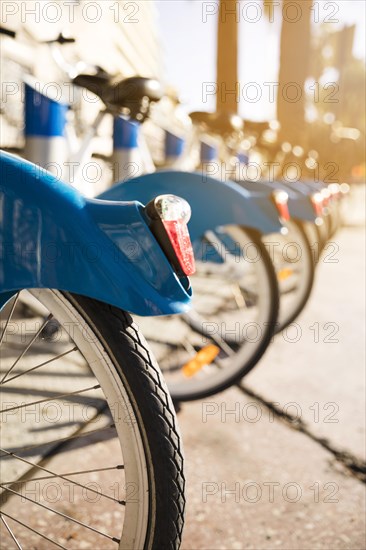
[0, 187, 365, 549]
[178, 186, 366, 549]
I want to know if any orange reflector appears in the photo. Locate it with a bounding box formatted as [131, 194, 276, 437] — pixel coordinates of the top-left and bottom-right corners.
[182, 345, 220, 378]
[277, 268, 293, 281]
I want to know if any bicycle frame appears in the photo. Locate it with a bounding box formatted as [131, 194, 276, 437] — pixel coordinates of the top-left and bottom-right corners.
[0, 151, 192, 315]
[20, 63, 300, 237]
[24, 79, 106, 189]
[237, 179, 318, 222]
[22, 73, 315, 239]
[100, 170, 282, 238]
[107, 116, 284, 237]
[24, 78, 69, 174]
[19, 66, 286, 237]
[163, 127, 319, 223]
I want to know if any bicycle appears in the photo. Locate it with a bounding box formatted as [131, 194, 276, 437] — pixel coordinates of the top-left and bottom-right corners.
[237, 119, 347, 248]
[2, 28, 285, 402]
[177, 111, 319, 333]
[0, 150, 195, 548]
[171, 111, 347, 330]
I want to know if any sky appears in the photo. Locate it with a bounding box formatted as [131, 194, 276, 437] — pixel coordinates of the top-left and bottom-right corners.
[155, 0, 366, 121]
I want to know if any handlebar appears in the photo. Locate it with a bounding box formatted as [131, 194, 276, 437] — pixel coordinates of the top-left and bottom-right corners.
[0, 27, 16, 38]
[0, 27, 75, 45]
[43, 33, 76, 45]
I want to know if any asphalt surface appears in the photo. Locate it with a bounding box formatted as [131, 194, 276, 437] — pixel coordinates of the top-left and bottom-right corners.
[0, 186, 364, 550]
[179, 186, 366, 549]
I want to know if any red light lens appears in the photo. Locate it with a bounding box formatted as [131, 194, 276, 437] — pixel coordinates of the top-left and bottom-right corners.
[146, 194, 196, 277]
[276, 201, 290, 221]
[310, 193, 323, 216]
[162, 219, 196, 276]
[321, 188, 331, 206]
[272, 190, 290, 221]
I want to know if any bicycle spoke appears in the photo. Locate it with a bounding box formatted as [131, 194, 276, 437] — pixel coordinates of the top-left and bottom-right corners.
[0, 314, 53, 384]
[0, 292, 20, 348]
[0, 449, 126, 504]
[0, 346, 77, 385]
[231, 283, 246, 308]
[0, 424, 116, 458]
[0, 486, 120, 543]
[0, 384, 101, 414]
[1, 406, 112, 510]
[0, 289, 154, 546]
[182, 311, 235, 356]
[2, 465, 124, 484]
[0, 512, 67, 550]
[0, 514, 22, 549]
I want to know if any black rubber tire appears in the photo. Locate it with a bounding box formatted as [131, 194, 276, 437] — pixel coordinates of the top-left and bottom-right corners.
[315, 219, 328, 251]
[66, 293, 185, 550]
[329, 204, 341, 237]
[275, 219, 316, 333]
[323, 212, 333, 243]
[172, 227, 279, 401]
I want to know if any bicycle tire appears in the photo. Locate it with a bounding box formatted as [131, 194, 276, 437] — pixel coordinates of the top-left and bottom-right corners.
[275, 219, 316, 333]
[0, 290, 185, 549]
[158, 226, 280, 401]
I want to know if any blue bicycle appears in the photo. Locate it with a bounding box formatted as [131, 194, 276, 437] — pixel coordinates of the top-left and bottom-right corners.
[1, 28, 284, 403]
[0, 150, 194, 548]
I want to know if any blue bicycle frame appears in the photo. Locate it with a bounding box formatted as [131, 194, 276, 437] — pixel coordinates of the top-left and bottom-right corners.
[162, 127, 319, 224]
[100, 170, 283, 239]
[106, 117, 284, 239]
[0, 151, 192, 315]
[21, 87, 285, 245]
[236, 179, 317, 222]
[198, 138, 319, 224]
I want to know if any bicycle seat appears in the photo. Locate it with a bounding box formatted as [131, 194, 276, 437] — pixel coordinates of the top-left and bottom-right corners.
[72, 68, 113, 97]
[189, 111, 212, 125]
[73, 73, 163, 120]
[189, 111, 243, 135]
[73, 72, 110, 90]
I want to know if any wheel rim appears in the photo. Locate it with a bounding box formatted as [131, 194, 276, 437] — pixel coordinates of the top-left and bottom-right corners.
[0, 289, 150, 549]
[269, 219, 314, 332]
[136, 226, 277, 400]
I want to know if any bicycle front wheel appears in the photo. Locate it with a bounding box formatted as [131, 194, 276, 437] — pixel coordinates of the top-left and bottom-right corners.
[0, 290, 185, 549]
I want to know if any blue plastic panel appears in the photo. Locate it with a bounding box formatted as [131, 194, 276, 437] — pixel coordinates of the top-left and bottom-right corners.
[0, 151, 191, 315]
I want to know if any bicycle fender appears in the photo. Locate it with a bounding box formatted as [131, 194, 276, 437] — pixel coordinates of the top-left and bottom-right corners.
[0, 152, 191, 315]
[236, 179, 317, 222]
[98, 170, 283, 240]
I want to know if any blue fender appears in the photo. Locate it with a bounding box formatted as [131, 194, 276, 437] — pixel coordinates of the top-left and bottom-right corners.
[236, 179, 317, 222]
[98, 170, 283, 239]
[286, 180, 325, 193]
[0, 151, 191, 315]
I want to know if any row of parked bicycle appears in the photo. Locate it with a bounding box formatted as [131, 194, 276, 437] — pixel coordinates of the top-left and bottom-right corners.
[0, 26, 349, 549]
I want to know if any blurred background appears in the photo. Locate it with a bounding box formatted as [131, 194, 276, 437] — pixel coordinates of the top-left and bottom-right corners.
[1, 0, 365, 182]
[1, 2, 365, 549]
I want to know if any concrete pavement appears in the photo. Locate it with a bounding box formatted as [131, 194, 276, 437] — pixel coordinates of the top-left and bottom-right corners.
[0, 186, 364, 549]
[179, 185, 366, 549]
